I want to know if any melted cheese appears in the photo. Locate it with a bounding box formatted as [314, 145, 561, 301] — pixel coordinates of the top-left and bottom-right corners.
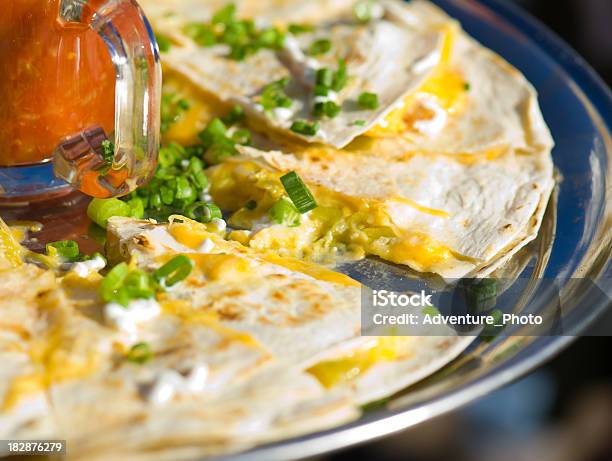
[366, 24, 468, 138]
[0, 218, 24, 269]
[209, 160, 458, 273]
[307, 337, 413, 388]
[3, 324, 100, 411]
[160, 299, 260, 348]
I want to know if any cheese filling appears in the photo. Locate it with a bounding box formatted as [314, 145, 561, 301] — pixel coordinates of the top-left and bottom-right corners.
[207, 160, 459, 274]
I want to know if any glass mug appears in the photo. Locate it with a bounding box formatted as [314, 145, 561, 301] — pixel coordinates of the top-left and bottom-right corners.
[0, 0, 161, 203]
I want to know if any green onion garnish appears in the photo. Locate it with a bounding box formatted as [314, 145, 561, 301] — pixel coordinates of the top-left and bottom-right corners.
[464, 82, 471, 91]
[260, 78, 293, 111]
[212, 3, 236, 24]
[126, 342, 153, 364]
[231, 129, 252, 146]
[87, 198, 132, 228]
[185, 4, 285, 60]
[46, 240, 80, 260]
[269, 197, 301, 227]
[313, 101, 341, 118]
[308, 38, 332, 56]
[358, 91, 379, 109]
[352, 119, 366, 126]
[316, 68, 334, 88]
[280, 171, 318, 213]
[100, 262, 129, 303]
[183, 23, 217, 47]
[288, 23, 314, 35]
[199, 118, 229, 148]
[221, 105, 246, 125]
[156, 34, 172, 53]
[153, 255, 194, 288]
[332, 59, 348, 92]
[185, 202, 222, 223]
[121, 269, 156, 301]
[290, 120, 319, 136]
[353, 0, 376, 23]
[126, 197, 145, 219]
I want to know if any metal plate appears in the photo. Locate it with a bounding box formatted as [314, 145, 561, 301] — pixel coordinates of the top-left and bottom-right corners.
[1, 0, 610, 459]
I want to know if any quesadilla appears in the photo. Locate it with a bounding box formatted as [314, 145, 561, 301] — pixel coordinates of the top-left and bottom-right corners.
[144, 0, 554, 278]
[140, 0, 454, 147]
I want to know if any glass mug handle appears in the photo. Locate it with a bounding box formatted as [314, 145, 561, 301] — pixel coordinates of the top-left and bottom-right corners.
[53, 0, 161, 198]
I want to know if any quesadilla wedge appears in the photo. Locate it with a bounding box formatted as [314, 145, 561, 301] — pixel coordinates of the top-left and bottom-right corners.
[140, 0, 453, 147]
[207, 146, 553, 278]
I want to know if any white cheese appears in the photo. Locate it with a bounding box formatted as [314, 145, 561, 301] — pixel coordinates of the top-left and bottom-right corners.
[147, 364, 210, 405]
[198, 192, 212, 202]
[211, 218, 227, 232]
[145, 227, 193, 253]
[197, 238, 215, 254]
[314, 90, 338, 104]
[104, 299, 161, 340]
[147, 370, 184, 406]
[71, 255, 106, 277]
[183, 364, 209, 393]
[272, 107, 294, 121]
[413, 97, 448, 136]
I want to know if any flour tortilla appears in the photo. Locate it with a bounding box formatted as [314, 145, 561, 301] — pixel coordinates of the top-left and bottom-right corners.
[141, 0, 448, 147]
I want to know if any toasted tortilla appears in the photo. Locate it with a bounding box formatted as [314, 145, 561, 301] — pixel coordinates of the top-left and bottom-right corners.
[141, 0, 449, 147]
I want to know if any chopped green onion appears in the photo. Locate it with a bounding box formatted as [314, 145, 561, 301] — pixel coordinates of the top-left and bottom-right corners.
[308, 38, 332, 56]
[357, 91, 379, 109]
[288, 23, 314, 35]
[290, 120, 319, 136]
[199, 118, 228, 148]
[464, 82, 471, 91]
[332, 59, 348, 92]
[221, 105, 246, 125]
[205, 138, 238, 164]
[466, 278, 498, 314]
[353, 0, 377, 23]
[153, 255, 194, 288]
[46, 240, 80, 260]
[269, 197, 301, 227]
[245, 200, 257, 210]
[256, 27, 286, 49]
[184, 23, 217, 46]
[313, 101, 341, 118]
[185, 202, 222, 223]
[126, 197, 145, 219]
[212, 3, 236, 24]
[280, 171, 318, 213]
[121, 269, 156, 301]
[352, 119, 367, 126]
[316, 68, 334, 88]
[231, 129, 252, 145]
[126, 342, 153, 364]
[100, 262, 129, 303]
[314, 85, 330, 97]
[156, 34, 172, 52]
[87, 198, 132, 228]
[260, 78, 293, 111]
